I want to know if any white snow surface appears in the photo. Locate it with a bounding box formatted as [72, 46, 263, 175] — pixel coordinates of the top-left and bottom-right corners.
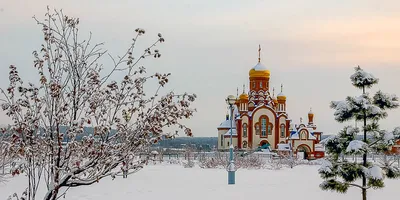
[346, 140, 367, 153]
[217, 119, 236, 129]
[224, 129, 237, 136]
[384, 131, 394, 143]
[252, 62, 268, 71]
[0, 164, 398, 200]
[367, 166, 384, 180]
[318, 159, 333, 173]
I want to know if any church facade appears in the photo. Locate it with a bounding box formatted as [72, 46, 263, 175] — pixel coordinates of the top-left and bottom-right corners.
[217, 47, 325, 159]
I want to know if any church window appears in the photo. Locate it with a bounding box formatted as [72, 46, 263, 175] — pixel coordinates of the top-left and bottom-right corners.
[268, 124, 272, 135]
[301, 131, 307, 140]
[255, 123, 260, 135]
[221, 135, 223, 146]
[261, 118, 267, 136]
[260, 82, 263, 88]
[252, 82, 255, 88]
[280, 124, 285, 138]
[243, 124, 248, 137]
[243, 141, 247, 148]
[227, 141, 230, 147]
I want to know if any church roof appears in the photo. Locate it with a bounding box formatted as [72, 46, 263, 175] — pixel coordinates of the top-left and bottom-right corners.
[277, 143, 291, 151]
[224, 129, 237, 136]
[217, 120, 236, 129]
[289, 128, 317, 140]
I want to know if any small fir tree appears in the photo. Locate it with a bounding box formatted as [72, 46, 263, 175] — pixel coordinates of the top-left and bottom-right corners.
[319, 66, 400, 200]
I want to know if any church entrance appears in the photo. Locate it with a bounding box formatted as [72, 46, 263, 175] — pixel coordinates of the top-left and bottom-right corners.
[257, 140, 271, 152]
[296, 145, 311, 160]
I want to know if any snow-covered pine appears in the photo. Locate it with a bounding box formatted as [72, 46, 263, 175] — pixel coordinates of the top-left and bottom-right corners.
[346, 140, 367, 154]
[0, 8, 196, 200]
[350, 66, 379, 89]
[319, 66, 400, 200]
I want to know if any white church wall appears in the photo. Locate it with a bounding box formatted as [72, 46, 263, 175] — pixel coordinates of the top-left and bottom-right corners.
[252, 108, 276, 148]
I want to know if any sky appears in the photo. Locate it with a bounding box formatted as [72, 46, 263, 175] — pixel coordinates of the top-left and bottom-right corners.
[1, 0, 400, 136]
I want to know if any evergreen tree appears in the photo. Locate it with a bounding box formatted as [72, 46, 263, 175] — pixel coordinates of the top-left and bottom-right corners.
[319, 66, 400, 200]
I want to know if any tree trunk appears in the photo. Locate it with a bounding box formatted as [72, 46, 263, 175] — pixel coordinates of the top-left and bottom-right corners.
[362, 86, 367, 200]
[362, 188, 367, 200]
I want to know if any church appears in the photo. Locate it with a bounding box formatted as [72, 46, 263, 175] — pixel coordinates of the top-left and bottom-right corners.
[217, 46, 325, 159]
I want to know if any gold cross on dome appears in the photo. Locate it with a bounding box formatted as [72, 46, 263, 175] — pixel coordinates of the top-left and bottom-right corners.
[258, 44, 261, 63]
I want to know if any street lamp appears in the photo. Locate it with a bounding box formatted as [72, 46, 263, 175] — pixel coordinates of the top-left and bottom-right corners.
[226, 94, 236, 185]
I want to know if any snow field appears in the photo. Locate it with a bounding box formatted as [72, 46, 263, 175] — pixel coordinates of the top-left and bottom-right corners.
[1, 163, 398, 200]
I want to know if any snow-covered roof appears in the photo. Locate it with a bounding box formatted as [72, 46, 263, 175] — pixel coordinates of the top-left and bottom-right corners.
[289, 128, 317, 140]
[224, 129, 237, 136]
[290, 131, 299, 139]
[217, 120, 236, 129]
[277, 143, 291, 151]
[252, 62, 268, 71]
[277, 92, 285, 97]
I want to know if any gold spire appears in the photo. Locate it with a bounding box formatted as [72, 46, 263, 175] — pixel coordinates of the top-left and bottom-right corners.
[242, 84, 245, 93]
[258, 44, 261, 63]
[272, 87, 275, 97]
[236, 87, 239, 97]
[281, 84, 283, 92]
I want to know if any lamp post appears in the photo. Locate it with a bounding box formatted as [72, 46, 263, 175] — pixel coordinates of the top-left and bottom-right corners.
[226, 95, 236, 185]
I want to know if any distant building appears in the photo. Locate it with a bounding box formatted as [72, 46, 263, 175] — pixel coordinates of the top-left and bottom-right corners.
[390, 140, 400, 154]
[217, 46, 325, 159]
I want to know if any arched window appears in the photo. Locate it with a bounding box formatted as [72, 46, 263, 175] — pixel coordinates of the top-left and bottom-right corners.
[252, 82, 255, 88]
[301, 131, 307, 140]
[267, 124, 272, 135]
[255, 123, 260, 135]
[261, 118, 267, 136]
[260, 82, 263, 88]
[243, 141, 248, 148]
[227, 142, 230, 147]
[243, 124, 248, 138]
[220, 135, 223, 146]
[280, 124, 285, 138]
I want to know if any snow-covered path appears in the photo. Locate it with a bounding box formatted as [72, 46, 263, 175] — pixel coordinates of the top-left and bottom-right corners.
[1, 164, 398, 200]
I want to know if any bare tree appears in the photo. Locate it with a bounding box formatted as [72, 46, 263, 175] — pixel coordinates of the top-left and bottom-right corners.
[1, 8, 196, 200]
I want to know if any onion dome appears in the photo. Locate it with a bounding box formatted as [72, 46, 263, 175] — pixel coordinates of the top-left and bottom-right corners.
[271, 87, 278, 104]
[277, 84, 286, 101]
[249, 45, 270, 78]
[308, 108, 314, 117]
[249, 62, 270, 78]
[239, 92, 249, 100]
[277, 92, 286, 101]
[273, 96, 278, 104]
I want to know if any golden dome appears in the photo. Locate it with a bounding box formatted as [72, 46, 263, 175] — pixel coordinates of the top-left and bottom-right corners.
[308, 108, 314, 116]
[273, 97, 278, 104]
[239, 93, 248, 100]
[277, 92, 286, 101]
[249, 63, 270, 78]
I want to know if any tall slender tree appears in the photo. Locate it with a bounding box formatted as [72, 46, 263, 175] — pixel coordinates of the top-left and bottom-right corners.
[319, 66, 400, 200]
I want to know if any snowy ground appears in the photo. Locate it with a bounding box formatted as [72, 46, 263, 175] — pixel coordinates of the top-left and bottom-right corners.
[0, 163, 398, 200]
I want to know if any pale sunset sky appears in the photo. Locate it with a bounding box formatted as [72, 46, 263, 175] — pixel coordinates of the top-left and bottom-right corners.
[1, 0, 400, 136]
